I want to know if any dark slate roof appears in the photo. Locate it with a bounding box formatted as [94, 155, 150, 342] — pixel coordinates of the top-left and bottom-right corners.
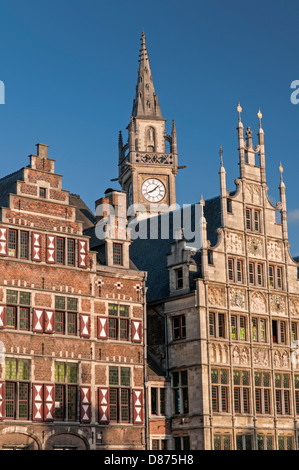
[69, 194, 96, 231]
[203, 196, 222, 247]
[130, 196, 222, 303]
[0, 168, 24, 210]
[79, 194, 221, 297]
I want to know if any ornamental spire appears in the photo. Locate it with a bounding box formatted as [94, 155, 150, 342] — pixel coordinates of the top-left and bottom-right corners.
[219, 145, 223, 167]
[279, 161, 284, 185]
[131, 32, 163, 119]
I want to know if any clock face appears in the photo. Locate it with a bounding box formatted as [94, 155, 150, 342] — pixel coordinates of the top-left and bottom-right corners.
[141, 178, 166, 203]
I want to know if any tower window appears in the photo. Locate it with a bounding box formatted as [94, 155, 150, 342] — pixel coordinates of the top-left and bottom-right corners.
[175, 268, 184, 290]
[113, 243, 123, 265]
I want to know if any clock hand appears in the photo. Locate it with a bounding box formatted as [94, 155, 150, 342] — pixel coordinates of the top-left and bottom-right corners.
[147, 185, 159, 194]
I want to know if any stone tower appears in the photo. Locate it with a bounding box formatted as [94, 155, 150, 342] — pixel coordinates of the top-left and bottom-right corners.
[118, 32, 178, 219]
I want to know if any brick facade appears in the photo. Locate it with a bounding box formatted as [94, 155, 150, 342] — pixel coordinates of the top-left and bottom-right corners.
[0, 143, 146, 450]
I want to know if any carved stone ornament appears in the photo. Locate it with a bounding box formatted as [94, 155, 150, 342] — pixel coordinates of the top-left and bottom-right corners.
[232, 346, 249, 365]
[232, 347, 240, 365]
[245, 183, 262, 204]
[251, 291, 267, 313]
[267, 240, 283, 262]
[226, 232, 243, 254]
[230, 289, 245, 309]
[208, 286, 226, 307]
[253, 348, 269, 367]
[209, 342, 229, 364]
[247, 236, 263, 257]
[290, 298, 299, 316]
[273, 350, 289, 368]
[270, 295, 286, 315]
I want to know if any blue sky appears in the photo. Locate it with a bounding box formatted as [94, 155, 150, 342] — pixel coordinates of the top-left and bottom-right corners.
[1, 0, 299, 253]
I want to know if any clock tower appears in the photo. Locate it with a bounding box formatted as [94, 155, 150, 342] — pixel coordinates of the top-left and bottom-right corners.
[118, 32, 178, 219]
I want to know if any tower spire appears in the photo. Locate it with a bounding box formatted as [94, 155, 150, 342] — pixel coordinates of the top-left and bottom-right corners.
[131, 32, 163, 119]
[278, 161, 288, 241]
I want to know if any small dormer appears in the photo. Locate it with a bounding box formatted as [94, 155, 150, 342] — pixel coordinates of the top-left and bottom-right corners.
[167, 235, 198, 295]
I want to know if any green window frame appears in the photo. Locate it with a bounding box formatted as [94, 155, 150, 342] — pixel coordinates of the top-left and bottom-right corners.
[54, 362, 78, 421]
[6, 290, 30, 331]
[108, 366, 131, 423]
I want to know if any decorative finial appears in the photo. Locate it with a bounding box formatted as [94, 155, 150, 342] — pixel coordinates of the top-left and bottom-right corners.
[219, 145, 223, 166]
[139, 31, 148, 62]
[258, 108, 263, 128]
[200, 194, 205, 206]
[237, 102, 242, 121]
[279, 161, 284, 181]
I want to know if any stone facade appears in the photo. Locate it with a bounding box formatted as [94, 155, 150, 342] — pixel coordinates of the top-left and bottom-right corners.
[138, 112, 299, 450]
[124, 35, 299, 450]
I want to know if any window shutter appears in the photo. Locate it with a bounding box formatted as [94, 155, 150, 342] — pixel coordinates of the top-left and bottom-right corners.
[44, 310, 55, 334]
[80, 386, 91, 423]
[32, 384, 44, 421]
[98, 388, 109, 423]
[46, 235, 56, 264]
[0, 305, 6, 329]
[132, 320, 142, 343]
[43, 384, 55, 421]
[0, 383, 4, 420]
[32, 233, 42, 262]
[78, 240, 88, 268]
[0, 228, 7, 256]
[32, 309, 44, 333]
[97, 316, 108, 340]
[80, 314, 91, 338]
[133, 389, 143, 424]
